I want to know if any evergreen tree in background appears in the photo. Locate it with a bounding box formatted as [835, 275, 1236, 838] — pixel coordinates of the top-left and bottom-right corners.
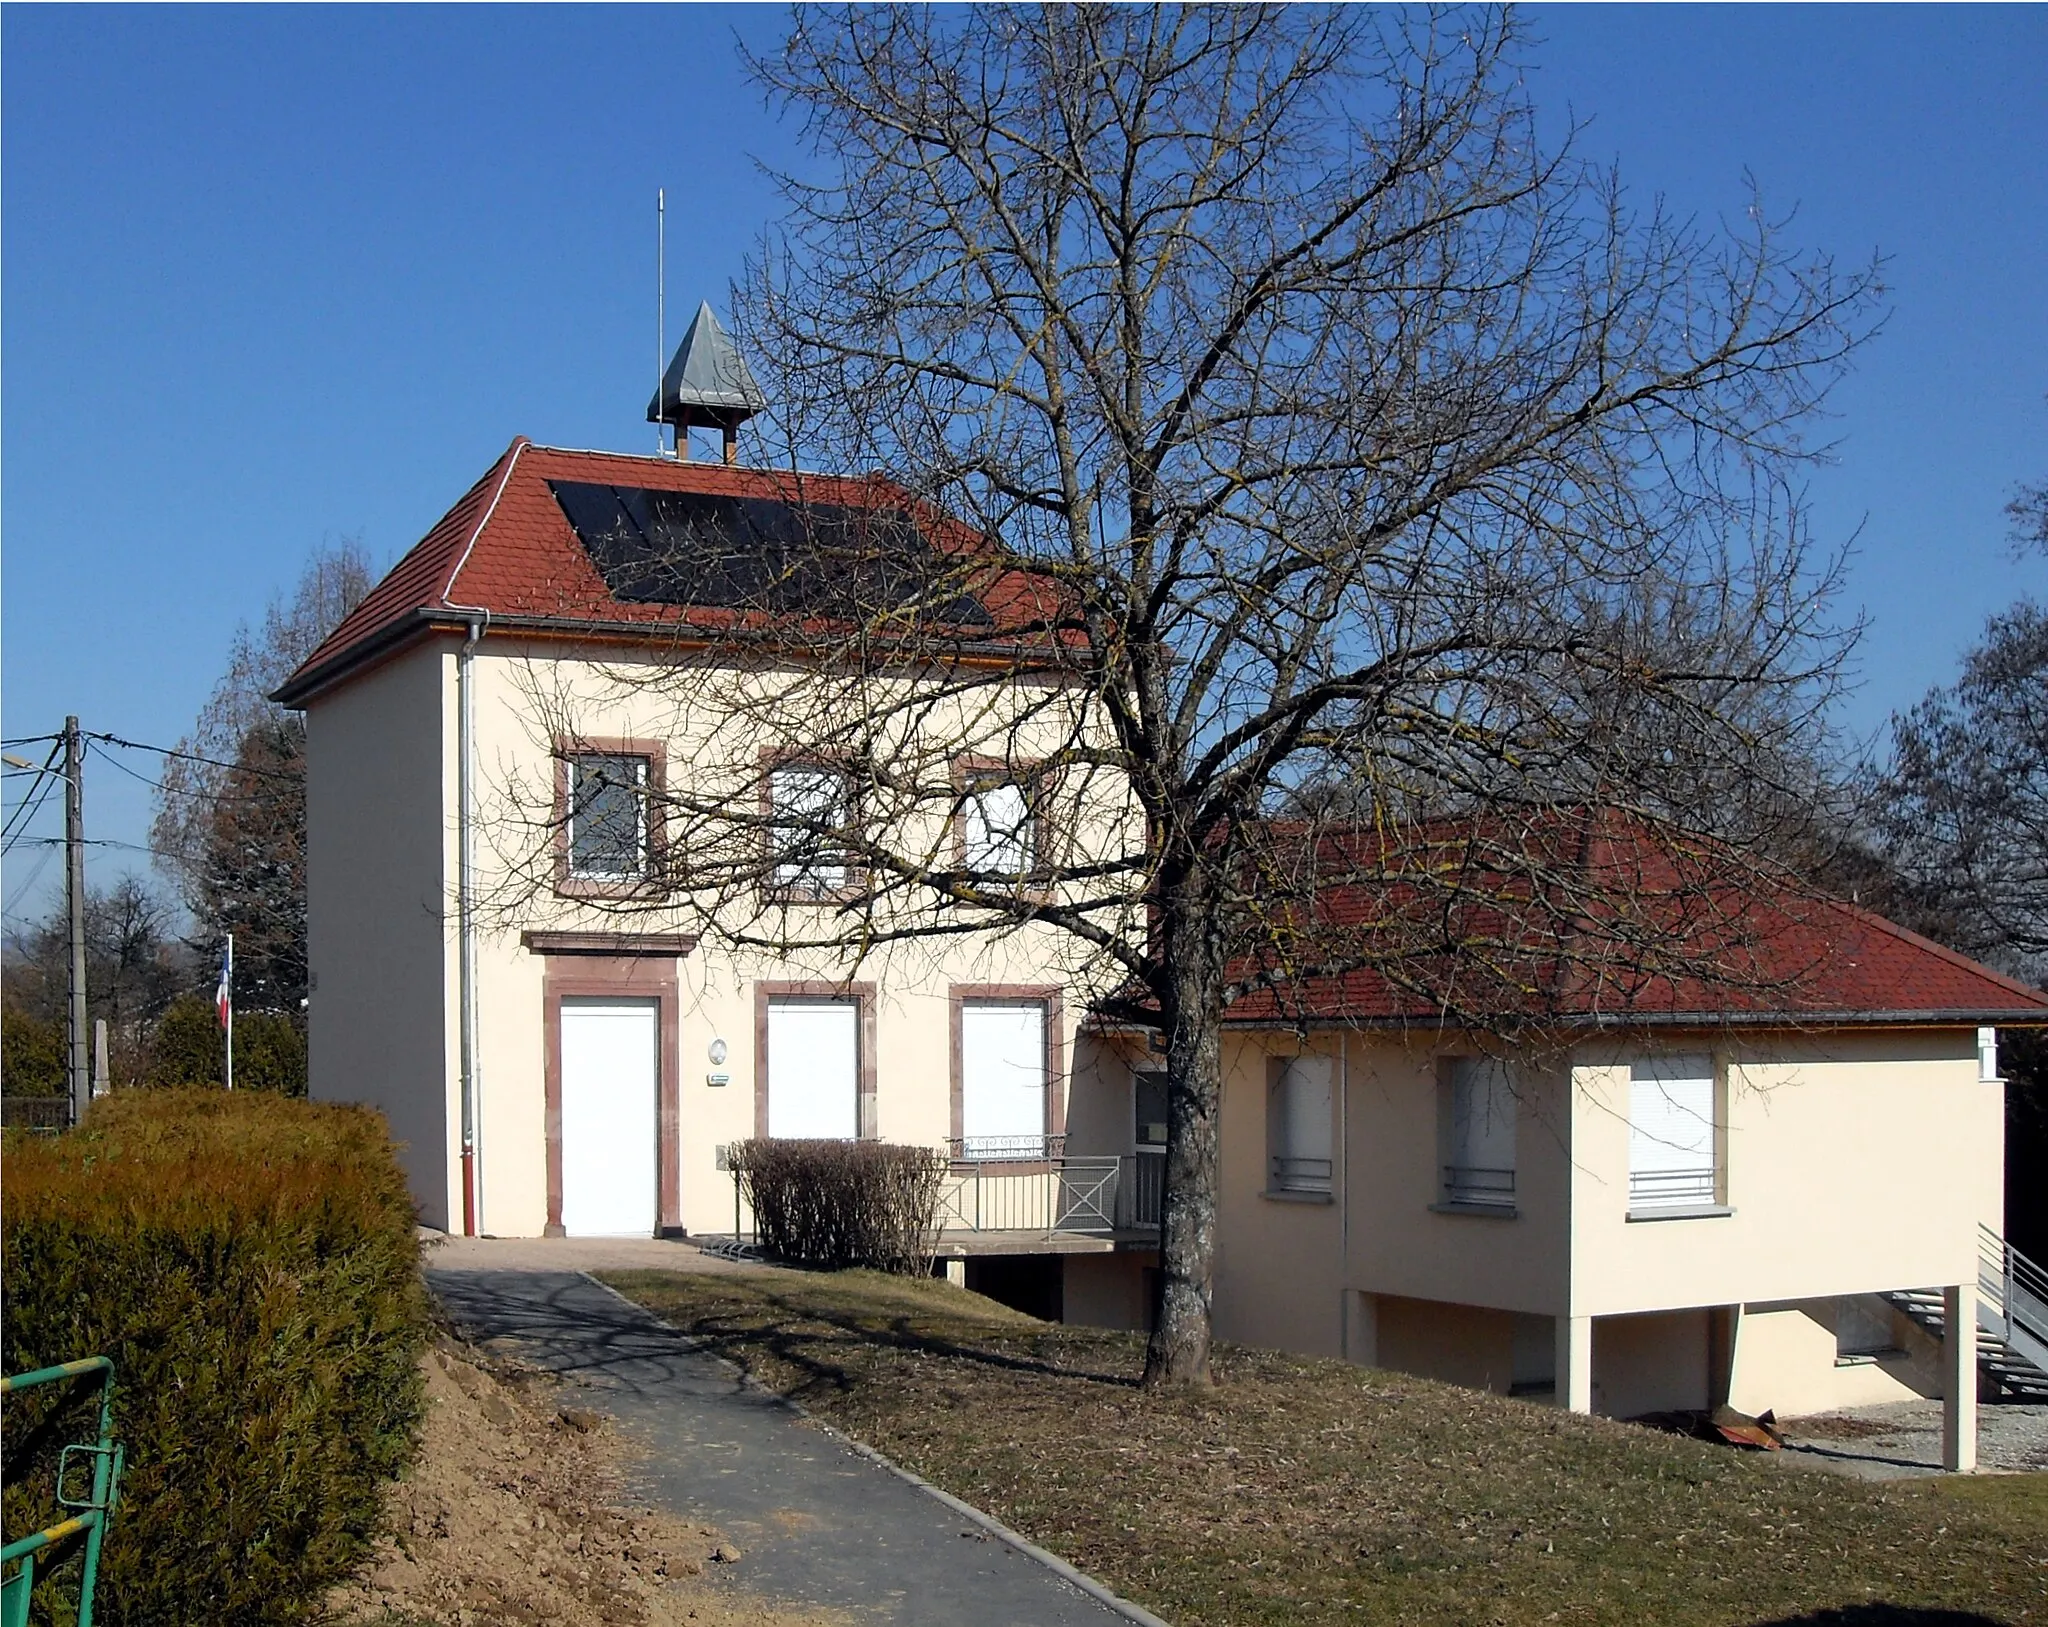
[152, 540, 373, 1015]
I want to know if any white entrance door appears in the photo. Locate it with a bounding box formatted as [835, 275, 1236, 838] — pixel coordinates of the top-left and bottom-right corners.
[961, 1001, 1047, 1159]
[559, 998, 658, 1236]
[767, 999, 859, 1139]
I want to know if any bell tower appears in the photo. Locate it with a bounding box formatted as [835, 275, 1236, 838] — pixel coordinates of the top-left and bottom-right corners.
[646, 301, 767, 465]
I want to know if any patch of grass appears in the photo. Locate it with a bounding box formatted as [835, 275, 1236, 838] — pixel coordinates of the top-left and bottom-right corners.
[603, 1267, 2047, 1627]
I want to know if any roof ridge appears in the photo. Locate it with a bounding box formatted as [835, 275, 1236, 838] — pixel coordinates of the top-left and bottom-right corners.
[525, 442, 839, 480]
[441, 436, 530, 608]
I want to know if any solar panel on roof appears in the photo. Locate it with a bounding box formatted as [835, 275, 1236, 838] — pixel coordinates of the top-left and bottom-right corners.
[546, 480, 993, 626]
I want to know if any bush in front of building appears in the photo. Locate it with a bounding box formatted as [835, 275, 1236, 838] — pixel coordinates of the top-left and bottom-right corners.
[730, 1137, 948, 1274]
[1, 1088, 428, 1625]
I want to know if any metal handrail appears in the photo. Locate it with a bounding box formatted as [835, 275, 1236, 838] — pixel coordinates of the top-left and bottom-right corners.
[1442, 1164, 1515, 1206]
[0, 1096, 71, 1135]
[1628, 1166, 1717, 1205]
[1981, 1223, 2048, 1350]
[1268, 1155, 1334, 1194]
[948, 1134, 1066, 1162]
[938, 1152, 1165, 1237]
[2, 1358, 124, 1627]
[1118, 1152, 1165, 1231]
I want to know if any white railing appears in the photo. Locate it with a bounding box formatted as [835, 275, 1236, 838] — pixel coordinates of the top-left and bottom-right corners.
[1628, 1166, 1717, 1206]
[951, 1134, 1063, 1162]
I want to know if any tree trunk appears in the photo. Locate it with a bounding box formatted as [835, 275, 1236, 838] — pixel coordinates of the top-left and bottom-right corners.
[1142, 905, 1225, 1388]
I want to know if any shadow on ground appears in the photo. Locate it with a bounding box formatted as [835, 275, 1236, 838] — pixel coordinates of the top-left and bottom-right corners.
[664, 1286, 1141, 1405]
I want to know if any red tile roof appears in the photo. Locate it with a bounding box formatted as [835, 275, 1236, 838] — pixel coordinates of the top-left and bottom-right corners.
[1211, 815, 2048, 1029]
[275, 438, 1062, 703]
[278, 448, 2044, 1032]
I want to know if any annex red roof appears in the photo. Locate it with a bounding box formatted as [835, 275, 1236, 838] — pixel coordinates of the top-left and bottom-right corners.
[275, 438, 1066, 704]
[1208, 814, 2048, 1030]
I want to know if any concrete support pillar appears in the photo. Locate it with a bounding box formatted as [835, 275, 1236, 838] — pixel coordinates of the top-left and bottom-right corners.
[1557, 1314, 1594, 1413]
[943, 1257, 966, 1288]
[1344, 1290, 1379, 1367]
[1944, 1281, 1978, 1473]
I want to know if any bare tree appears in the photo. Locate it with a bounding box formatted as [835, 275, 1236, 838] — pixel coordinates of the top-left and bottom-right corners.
[1876, 466, 2048, 986]
[5, 876, 186, 1086]
[2009, 479, 2048, 561]
[152, 540, 374, 1009]
[513, 6, 1879, 1385]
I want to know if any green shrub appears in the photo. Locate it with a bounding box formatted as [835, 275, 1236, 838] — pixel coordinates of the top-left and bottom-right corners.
[2, 1089, 429, 1625]
[730, 1137, 947, 1274]
[145, 994, 306, 1095]
[2, 1006, 67, 1095]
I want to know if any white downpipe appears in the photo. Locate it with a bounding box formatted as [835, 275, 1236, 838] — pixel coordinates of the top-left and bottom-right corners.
[442, 443, 521, 1237]
[456, 613, 487, 1234]
[1338, 1035, 1351, 1358]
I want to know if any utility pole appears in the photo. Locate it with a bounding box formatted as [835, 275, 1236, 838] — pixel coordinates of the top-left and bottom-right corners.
[64, 716, 89, 1127]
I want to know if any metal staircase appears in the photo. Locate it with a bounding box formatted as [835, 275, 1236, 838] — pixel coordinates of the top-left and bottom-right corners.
[1883, 1226, 2048, 1401]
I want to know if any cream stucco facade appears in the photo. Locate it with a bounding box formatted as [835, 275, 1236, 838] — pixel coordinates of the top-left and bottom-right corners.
[1059, 1025, 2002, 1426]
[305, 633, 2011, 1447]
[308, 632, 1121, 1240]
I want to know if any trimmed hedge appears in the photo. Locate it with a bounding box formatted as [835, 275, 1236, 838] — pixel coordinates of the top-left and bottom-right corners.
[730, 1138, 947, 1274]
[2, 1089, 429, 1625]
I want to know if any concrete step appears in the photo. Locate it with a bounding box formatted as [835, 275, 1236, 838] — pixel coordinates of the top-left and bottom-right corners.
[1879, 1288, 2048, 1400]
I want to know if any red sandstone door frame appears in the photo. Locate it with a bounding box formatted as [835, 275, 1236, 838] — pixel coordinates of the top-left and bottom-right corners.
[526, 932, 693, 1238]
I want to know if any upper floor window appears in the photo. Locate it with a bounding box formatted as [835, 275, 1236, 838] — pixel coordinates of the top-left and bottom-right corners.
[1134, 1068, 1169, 1151]
[962, 774, 1038, 877]
[1440, 1056, 1516, 1211]
[1267, 1055, 1334, 1196]
[769, 763, 855, 894]
[567, 753, 651, 880]
[1628, 1055, 1719, 1210]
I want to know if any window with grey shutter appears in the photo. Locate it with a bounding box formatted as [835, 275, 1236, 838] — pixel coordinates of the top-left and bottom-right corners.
[1441, 1057, 1516, 1209]
[1267, 1056, 1334, 1194]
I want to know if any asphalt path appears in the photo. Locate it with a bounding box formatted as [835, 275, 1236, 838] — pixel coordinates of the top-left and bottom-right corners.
[429, 1267, 1142, 1626]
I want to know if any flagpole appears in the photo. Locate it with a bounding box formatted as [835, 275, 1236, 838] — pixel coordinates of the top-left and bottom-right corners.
[225, 933, 234, 1092]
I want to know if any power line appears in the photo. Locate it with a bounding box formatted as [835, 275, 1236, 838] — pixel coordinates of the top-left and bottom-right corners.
[10, 836, 173, 855]
[2, 759, 63, 852]
[2, 848, 56, 917]
[85, 731, 301, 784]
[86, 742, 291, 808]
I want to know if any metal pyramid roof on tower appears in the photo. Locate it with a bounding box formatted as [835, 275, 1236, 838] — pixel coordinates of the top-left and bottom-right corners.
[647, 301, 768, 426]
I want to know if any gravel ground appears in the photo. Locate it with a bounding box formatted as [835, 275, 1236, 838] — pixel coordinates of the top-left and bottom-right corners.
[1778, 1397, 2048, 1479]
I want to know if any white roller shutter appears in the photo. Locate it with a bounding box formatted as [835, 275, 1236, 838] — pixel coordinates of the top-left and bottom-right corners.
[961, 1001, 1047, 1158]
[767, 999, 859, 1139]
[1628, 1056, 1717, 1206]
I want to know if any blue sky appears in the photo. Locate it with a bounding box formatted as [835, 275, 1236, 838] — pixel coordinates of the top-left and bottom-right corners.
[4, 4, 2044, 928]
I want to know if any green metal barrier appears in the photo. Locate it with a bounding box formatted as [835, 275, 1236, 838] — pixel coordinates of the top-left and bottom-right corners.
[2, 1358, 124, 1627]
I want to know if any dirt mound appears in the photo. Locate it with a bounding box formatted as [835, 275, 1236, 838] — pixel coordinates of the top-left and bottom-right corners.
[327, 1330, 837, 1627]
